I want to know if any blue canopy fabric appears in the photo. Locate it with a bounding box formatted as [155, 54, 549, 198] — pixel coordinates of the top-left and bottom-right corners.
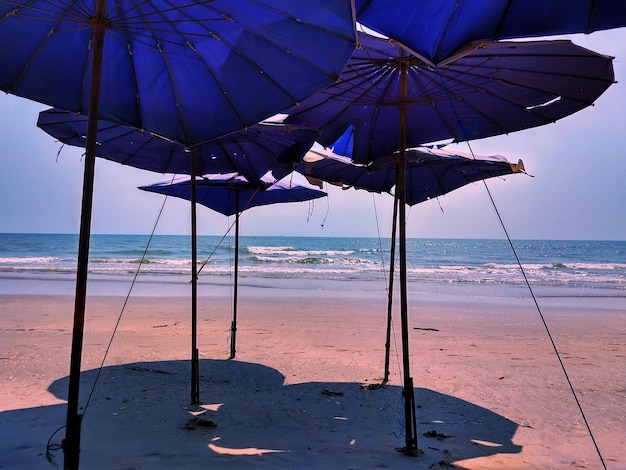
[140, 173, 326, 360]
[298, 146, 394, 194]
[0, 0, 356, 146]
[37, 108, 319, 185]
[6, 4, 353, 461]
[400, 150, 525, 206]
[286, 32, 615, 165]
[139, 174, 327, 217]
[356, 0, 626, 63]
[299, 144, 525, 206]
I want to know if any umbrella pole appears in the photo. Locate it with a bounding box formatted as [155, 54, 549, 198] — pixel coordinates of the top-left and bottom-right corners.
[229, 194, 240, 359]
[398, 59, 418, 455]
[63, 3, 106, 469]
[383, 194, 399, 384]
[190, 150, 200, 405]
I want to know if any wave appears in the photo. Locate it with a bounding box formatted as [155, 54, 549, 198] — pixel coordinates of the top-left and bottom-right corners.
[246, 246, 294, 255]
[483, 262, 626, 271]
[0, 256, 67, 264]
[246, 246, 354, 257]
[2, 236, 624, 289]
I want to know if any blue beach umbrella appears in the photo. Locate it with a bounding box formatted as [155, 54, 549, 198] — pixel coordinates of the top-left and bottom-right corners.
[287, 32, 615, 165]
[1, 2, 356, 146]
[355, 0, 626, 63]
[299, 141, 528, 391]
[286, 31, 614, 453]
[139, 174, 327, 359]
[37, 108, 320, 185]
[1, 2, 355, 465]
[299, 141, 526, 207]
[37, 107, 320, 413]
[141, 174, 327, 217]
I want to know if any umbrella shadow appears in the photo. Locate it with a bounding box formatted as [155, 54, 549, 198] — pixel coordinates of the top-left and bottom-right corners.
[2, 359, 521, 469]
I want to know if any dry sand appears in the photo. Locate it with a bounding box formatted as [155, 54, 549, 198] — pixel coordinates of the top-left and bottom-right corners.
[1, 292, 624, 469]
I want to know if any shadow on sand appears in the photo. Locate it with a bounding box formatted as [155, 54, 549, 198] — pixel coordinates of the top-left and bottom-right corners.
[1, 359, 521, 469]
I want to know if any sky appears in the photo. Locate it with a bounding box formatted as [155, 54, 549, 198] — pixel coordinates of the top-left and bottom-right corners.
[1, 29, 625, 241]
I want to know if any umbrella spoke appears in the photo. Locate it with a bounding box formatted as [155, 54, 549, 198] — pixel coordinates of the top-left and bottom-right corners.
[287, 33, 614, 160]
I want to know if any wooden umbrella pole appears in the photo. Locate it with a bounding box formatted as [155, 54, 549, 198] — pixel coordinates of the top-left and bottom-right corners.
[64, 1, 107, 468]
[190, 150, 200, 405]
[383, 194, 399, 384]
[230, 193, 240, 359]
[398, 58, 418, 455]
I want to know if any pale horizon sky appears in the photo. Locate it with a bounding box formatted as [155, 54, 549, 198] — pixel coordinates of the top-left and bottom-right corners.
[1, 29, 625, 241]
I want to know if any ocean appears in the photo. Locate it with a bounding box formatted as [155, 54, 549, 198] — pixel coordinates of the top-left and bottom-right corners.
[0, 233, 624, 303]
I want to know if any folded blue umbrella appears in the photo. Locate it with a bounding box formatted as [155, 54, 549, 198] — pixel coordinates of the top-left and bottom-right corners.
[299, 140, 526, 206]
[139, 174, 326, 217]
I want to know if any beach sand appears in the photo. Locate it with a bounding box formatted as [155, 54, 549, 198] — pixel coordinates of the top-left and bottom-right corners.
[1, 290, 624, 469]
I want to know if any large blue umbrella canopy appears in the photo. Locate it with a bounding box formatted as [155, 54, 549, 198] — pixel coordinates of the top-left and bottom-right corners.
[356, 0, 626, 63]
[139, 173, 326, 359]
[286, 32, 615, 165]
[0, 1, 356, 146]
[0, 3, 355, 466]
[37, 108, 320, 184]
[299, 141, 526, 206]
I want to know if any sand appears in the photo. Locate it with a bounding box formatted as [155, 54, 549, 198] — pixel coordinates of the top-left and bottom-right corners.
[1, 290, 624, 469]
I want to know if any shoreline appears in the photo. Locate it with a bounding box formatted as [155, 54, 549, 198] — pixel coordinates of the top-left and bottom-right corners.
[1, 270, 624, 301]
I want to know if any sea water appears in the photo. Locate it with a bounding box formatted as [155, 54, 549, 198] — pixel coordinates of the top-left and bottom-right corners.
[0, 233, 624, 302]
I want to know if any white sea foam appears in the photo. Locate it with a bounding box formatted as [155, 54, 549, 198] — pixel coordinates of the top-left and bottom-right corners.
[1, 235, 623, 290]
[247, 246, 354, 257]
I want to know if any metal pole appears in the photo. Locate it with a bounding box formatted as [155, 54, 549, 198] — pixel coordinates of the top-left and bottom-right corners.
[383, 194, 399, 384]
[63, 1, 106, 468]
[190, 150, 200, 405]
[398, 58, 418, 455]
[230, 193, 240, 359]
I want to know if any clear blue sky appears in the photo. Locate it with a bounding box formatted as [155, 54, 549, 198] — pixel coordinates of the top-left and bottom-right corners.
[1, 29, 625, 241]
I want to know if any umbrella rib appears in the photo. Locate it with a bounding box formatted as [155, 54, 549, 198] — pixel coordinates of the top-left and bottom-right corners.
[131, 2, 239, 129]
[197, 4, 322, 108]
[320, 161, 363, 186]
[201, 130, 291, 179]
[445, 59, 613, 104]
[204, 135, 268, 186]
[290, 63, 403, 156]
[204, 138, 243, 179]
[493, 0, 514, 39]
[431, 66, 554, 137]
[1, 1, 90, 24]
[115, 8, 143, 132]
[431, 1, 459, 62]
[3, 1, 87, 101]
[587, 0, 597, 33]
[105, 1, 316, 139]
[426, 163, 448, 198]
[125, 133, 178, 172]
[438, 59, 610, 126]
[244, 0, 356, 71]
[405, 68, 462, 145]
[125, 3, 190, 144]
